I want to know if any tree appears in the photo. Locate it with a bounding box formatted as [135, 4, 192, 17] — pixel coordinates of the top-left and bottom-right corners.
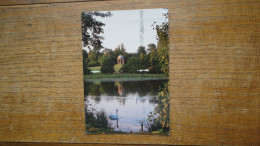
[137, 46, 146, 56]
[136, 46, 149, 70]
[154, 13, 169, 74]
[82, 49, 91, 75]
[147, 43, 156, 54]
[147, 12, 169, 134]
[113, 43, 128, 64]
[100, 56, 114, 74]
[147, 82, 169, 134]
[99, 54, 115, 66]
[88, 50, 100, 67]
[102, 48, 113, 55]
[121, 57, 140, 73]
[139, 52, 149, 70]
[148, 48, 162, 73]
[81, 11, 112, 50]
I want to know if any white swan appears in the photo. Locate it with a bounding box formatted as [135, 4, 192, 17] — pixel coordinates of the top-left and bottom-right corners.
[109, 109, 118, 120]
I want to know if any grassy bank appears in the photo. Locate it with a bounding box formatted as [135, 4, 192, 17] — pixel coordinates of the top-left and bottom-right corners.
[88, 65, 123, 73]
[84, 73, 168, 80]
[88, 66, 101, 71]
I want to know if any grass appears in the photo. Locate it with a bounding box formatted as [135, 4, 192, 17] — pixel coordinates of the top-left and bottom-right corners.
[88, 66, 101, 71]
[114, 64, 123, 73]
[88, 65, 122, 73]
[86, 65, 168, 80]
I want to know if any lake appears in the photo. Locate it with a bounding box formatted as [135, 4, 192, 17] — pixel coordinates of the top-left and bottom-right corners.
[84, 78, 168, 133]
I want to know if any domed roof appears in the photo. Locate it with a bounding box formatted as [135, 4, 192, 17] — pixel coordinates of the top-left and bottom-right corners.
[117, 55, 124, 59]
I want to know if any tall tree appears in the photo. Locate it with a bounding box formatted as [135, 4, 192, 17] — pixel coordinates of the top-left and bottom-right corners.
[114, 43, 128, 64]
[147, 12, 169, 134]
[147, 43, 156, 54]
[137, 46, 146, 56]
[81, 11, 112, 50]
[149, 47, 162, 73]
[114, 44, 127, 56]
[154, 13, 169, 74]
[88, 49, 100, 67]
[82, 49, 91, 75]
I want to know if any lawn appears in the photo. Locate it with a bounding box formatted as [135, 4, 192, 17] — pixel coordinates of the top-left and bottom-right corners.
[88, 66, 101, 71]
[88, 64, 122, 73]
[114, 64, 123, 73]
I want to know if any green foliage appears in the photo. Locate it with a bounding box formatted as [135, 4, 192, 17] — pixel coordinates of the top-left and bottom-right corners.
[114, 44, 127, 56]
[95, 109, 109, 129]
[98, 55, 107, 66]
[148, 47, 162, 74]
[88, 66, 101, 72]
[81, 11, 112, 49]
[137, 46, 146, 56]
[147, 82, 169, 134]
[137, 46, 149, 70]
[114, 64, 123, 73]
[152, 13, 169, 74]
[154, 13, 169, 74]
[148, 13, 169, 133]
[100, 66, 114, 74]
[139, 53, 149, 70]
[88, 61, 100, 67]
[121, 57, 140, 73]
[147, 43, 156, 53]
[85, 99, 112, 134]
[113, 43, 129, 64]
[88, 49, 101, 67]
[100, 56, 114, 74]
[102, 48, 113, 55]
[82, 49, 91, 75]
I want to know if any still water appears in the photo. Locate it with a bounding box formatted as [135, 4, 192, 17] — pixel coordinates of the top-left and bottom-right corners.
[84, 79, 168, 133]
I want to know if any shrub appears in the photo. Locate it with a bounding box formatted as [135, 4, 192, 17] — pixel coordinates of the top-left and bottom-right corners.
[100, 56, 114, 74]
[83, 67, 91, 75]
[100, 66, 114, 74]
[88, 61, 100, 67]
[85, 99, 111, 133]
[121, 57, 140, 73]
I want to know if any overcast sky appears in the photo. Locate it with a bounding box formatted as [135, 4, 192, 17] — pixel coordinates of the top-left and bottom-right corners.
[83, 8, 168, 53]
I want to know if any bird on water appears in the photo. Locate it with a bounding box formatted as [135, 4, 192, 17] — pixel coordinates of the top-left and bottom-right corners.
[109, 109, 118, 120]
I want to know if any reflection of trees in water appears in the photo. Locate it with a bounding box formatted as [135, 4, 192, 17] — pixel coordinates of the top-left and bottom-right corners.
[84, 82, 101, 96]
[84, 79, 168, 97]
[93, 96, 101, 104]
[149, 98, 157, 105]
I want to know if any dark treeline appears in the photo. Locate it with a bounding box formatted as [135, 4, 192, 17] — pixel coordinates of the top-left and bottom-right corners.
[83, 43, 164, 74]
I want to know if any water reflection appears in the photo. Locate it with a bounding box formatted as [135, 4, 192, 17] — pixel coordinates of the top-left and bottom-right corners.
[84, 79, 167, 97]
[117, 82, 125, 96]
[84, 79, 168, 133]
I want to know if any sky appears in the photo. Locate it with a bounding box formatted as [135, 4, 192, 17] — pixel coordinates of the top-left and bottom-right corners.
[83, 8, 168, 53]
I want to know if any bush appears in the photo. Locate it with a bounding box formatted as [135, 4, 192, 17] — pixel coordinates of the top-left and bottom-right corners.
[100, 66, 114, 74]
[83, 67, 91, 75]
[121, 57, 140, 73]
[85, 99, 111, 133]
[88, 61, 100, 67]
[100, 56, 114, 74]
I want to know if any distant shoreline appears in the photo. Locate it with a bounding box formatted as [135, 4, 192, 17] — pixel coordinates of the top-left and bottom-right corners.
[84, 73, 168, 82]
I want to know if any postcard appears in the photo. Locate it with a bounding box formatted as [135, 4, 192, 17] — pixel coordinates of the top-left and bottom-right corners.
[82, 8, 169, 135]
